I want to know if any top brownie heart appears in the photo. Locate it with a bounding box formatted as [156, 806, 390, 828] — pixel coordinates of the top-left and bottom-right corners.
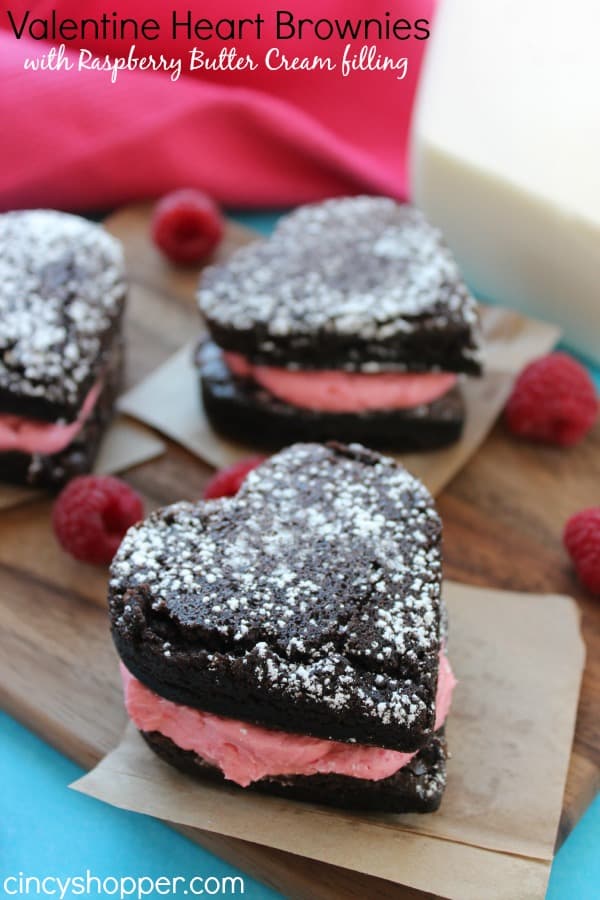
[197, 196, 481, 375]
[110, 443, 443, 751]
[0, 210, 126, 420]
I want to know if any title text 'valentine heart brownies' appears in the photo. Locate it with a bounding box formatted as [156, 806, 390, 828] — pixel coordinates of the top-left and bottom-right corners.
[196, 197, 482, 451]
[110, 442, 456, 813]
[0, 210, 126, 487]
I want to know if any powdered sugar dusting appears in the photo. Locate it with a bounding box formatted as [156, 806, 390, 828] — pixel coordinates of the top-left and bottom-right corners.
[111, 442, 443, 732]
[198, 197, 479, 360]
[0, 210, 126, 408]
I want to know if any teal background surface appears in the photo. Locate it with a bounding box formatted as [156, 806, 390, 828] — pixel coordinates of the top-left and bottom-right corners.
[1, 210, 598, 899]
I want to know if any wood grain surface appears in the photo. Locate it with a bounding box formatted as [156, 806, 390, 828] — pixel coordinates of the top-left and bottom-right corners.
[0, 205, 598, 899]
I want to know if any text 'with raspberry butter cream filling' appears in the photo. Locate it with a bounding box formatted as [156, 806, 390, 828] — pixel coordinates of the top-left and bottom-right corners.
[109, 442, 455, 813]
[196, 196, 482, 452]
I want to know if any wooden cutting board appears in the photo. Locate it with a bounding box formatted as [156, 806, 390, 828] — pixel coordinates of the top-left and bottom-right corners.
[1, 205, 598, 900]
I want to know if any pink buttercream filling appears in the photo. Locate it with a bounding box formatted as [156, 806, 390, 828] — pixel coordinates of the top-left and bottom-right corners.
[121, 653, 456, 787]
[224, 351, 458, 413]
[0, 381, 102, 454]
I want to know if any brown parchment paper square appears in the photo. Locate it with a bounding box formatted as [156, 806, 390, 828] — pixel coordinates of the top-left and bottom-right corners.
[118, 307, 560, 495]
[73, 583, 584, 900]
[0, 418, 165, 511]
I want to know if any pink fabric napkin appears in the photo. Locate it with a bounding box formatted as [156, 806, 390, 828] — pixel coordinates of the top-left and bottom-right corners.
[0, 1, 434, 211]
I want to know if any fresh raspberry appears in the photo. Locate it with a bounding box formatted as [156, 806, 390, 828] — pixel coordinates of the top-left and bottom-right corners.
[203, 456, 267, 500]
[564, 507, 600, 594]
[505, 352, 598, 446]
[151, 189, 224, 265]
[52, 475, 144, 565]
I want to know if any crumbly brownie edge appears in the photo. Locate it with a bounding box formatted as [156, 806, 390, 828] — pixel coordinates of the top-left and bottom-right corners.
[202, 316, 482, 376]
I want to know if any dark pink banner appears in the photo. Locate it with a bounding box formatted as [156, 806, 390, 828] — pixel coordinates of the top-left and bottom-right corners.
[0, 1, 435, 210]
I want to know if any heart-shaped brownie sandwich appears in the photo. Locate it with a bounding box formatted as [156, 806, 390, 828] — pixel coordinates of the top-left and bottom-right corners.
[110, 443, 455, 813]
[195, 196, 482, 452]
[111, 442, 443, 746]
[0, 210, 126, 486]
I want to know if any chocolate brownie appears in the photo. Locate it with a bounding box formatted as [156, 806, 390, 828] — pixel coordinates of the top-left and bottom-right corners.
[142, 728, 447, 813]
[0, 210, 126, 486]
[0, 210, 126, 422]
[197, 339, 464, 451]
[110, 442, 443, 752]
[197, 197, 481, 374]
